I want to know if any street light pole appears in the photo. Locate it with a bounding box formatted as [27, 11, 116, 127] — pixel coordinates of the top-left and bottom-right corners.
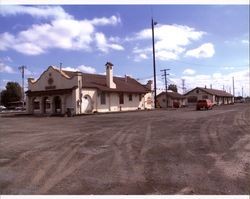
[151, 18, 157, 108]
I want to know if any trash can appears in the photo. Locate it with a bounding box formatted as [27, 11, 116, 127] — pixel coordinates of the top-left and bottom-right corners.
[66, 108, 73, 117]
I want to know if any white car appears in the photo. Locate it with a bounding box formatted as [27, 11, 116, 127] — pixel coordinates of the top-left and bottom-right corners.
[0, 105, 7, 111]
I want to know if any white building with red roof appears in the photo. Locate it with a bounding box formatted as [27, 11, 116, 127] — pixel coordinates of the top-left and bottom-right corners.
[26, 62, 153, 115]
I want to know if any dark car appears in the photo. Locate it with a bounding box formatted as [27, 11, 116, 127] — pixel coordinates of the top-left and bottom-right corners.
[196, 99, 213, 110]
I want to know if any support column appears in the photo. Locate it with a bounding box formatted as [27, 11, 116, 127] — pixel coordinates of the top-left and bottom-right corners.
[26, 96, 34, 114]
[51, 96, 55, 114]
[61, 95, 66, 115]
[39, 97, 44, 114]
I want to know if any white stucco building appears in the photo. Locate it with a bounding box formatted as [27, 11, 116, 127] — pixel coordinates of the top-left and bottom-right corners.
[26, 62, 153, 115]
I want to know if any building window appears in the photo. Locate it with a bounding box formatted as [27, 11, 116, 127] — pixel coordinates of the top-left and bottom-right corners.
[128, 94, 132, 101]
[196, 89, 199, 94]
[100, 92, 106, 105]
[188, 96, 198, 103]
[162, 98, 166, 102]
[119, 93, 124, 104]
[202, 95, 208, 99]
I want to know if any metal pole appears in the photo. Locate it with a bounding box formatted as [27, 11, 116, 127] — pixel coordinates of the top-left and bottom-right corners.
[151, 18, 157, 108]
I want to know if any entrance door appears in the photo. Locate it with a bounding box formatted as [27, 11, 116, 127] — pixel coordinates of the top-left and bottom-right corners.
[81, 95, 92, 113]
[54, 96, 61, 114]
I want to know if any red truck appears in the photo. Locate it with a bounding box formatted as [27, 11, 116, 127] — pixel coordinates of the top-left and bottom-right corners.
[196, 99, 213, 110]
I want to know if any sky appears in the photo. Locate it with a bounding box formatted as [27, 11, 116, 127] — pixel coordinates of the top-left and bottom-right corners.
[0, 4, 249, 96]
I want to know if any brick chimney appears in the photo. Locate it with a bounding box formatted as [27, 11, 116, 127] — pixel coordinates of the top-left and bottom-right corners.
[105, 62, 116, 89]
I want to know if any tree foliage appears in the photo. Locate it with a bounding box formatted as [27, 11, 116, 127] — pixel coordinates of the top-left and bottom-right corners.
[168, 84, 178, 92]
[0, 82, 22, 107]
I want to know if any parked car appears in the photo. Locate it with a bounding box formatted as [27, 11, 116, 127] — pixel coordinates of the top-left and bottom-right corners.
[0, 105, 7, 111]
[196, 99, 213, 110]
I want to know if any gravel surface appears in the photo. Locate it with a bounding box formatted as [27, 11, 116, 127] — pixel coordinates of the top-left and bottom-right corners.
[0, 103, 249, 194]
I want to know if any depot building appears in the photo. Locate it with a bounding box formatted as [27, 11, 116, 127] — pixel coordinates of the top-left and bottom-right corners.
[26, 62, 153, 115]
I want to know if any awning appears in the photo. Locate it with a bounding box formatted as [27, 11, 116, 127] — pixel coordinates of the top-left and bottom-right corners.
[26, 86, 77, 97]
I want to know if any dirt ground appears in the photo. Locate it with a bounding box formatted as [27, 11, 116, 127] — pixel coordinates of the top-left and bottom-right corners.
[0, 103, 250, 195]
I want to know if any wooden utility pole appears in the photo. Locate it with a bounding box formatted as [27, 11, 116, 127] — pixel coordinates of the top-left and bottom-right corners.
[232, 76, 235, 103]
[18, 65, 27, 110]
[161, 69, 170, 108]
[182, 79, 186, 94]
[151, 18, 157, 109]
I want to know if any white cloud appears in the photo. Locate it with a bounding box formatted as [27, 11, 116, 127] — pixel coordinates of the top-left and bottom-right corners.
[241, 39, 249, 45]
[0, 6, 123, 55]
[156, 50, 178, 61]
[0, 62, 15, 73]
[90, 15, 121, 26]
[185, 43, 215, 58]
[222, 66, 235, 70]
[0, 5, 72, 20]
[134, 53, 149, 62]
[129, 24, 205, 62]
[0, 56, 12, 63]
[77, 65, 96, 74]
[63, 65, 96, 74]
[183, 69, 196, 75]
[180, 68, 250, 96]
[95, 32, 124, 53]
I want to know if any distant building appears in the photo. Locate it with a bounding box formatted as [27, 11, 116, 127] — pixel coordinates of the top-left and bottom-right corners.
[184, 87, 234, 105]
[26, 62, 153, 115]
[156, 91, 187, 108]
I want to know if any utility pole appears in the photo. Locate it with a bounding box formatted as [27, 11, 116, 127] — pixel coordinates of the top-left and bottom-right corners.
[242, 86, 244, 98]
[18, 65, 27, 110]
[161, 69, 170, 108]
[223, 85, 225, 91]
[232, 76, 235, 103]
[182, 79, 186, 94]
[151, 18, 157, 108]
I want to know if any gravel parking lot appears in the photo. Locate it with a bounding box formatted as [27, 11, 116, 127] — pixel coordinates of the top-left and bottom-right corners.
[0, 103, 249, 194]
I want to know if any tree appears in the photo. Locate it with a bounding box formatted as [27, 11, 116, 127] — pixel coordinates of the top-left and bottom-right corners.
[168, 84, 178, 92]
[0, 82, 22, 107]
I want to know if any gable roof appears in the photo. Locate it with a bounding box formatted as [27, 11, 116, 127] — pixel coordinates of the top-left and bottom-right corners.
[157, 91, 186, 99]
[185, 87, 233, 97]
[62, 69, 150, 94]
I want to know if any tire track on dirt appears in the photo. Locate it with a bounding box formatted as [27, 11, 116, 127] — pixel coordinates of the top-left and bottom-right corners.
[30, 127, 112, 191]
[199, 115, 225, 153]
[37, 121, 136, 194]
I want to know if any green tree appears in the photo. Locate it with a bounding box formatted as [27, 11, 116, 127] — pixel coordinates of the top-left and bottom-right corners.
[0, 82, 22, 107]
[168, 84, 178, 92]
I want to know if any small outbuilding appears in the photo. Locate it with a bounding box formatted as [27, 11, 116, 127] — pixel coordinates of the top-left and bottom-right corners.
[156, 91, 187, 108]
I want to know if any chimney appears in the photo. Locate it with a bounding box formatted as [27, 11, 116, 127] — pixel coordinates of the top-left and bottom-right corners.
[27, 77, 35, 89]
[105, 62, 116, 89]
[125, 75, 128, 83]
[146, 80, 153, 91]
[210, 84, 212, 89]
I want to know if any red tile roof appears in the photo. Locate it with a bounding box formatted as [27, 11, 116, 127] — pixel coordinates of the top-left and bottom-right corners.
[63, 70, 150, 94]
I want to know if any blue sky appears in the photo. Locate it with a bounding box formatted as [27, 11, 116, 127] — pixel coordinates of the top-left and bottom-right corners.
[0, 5, 249, 96]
